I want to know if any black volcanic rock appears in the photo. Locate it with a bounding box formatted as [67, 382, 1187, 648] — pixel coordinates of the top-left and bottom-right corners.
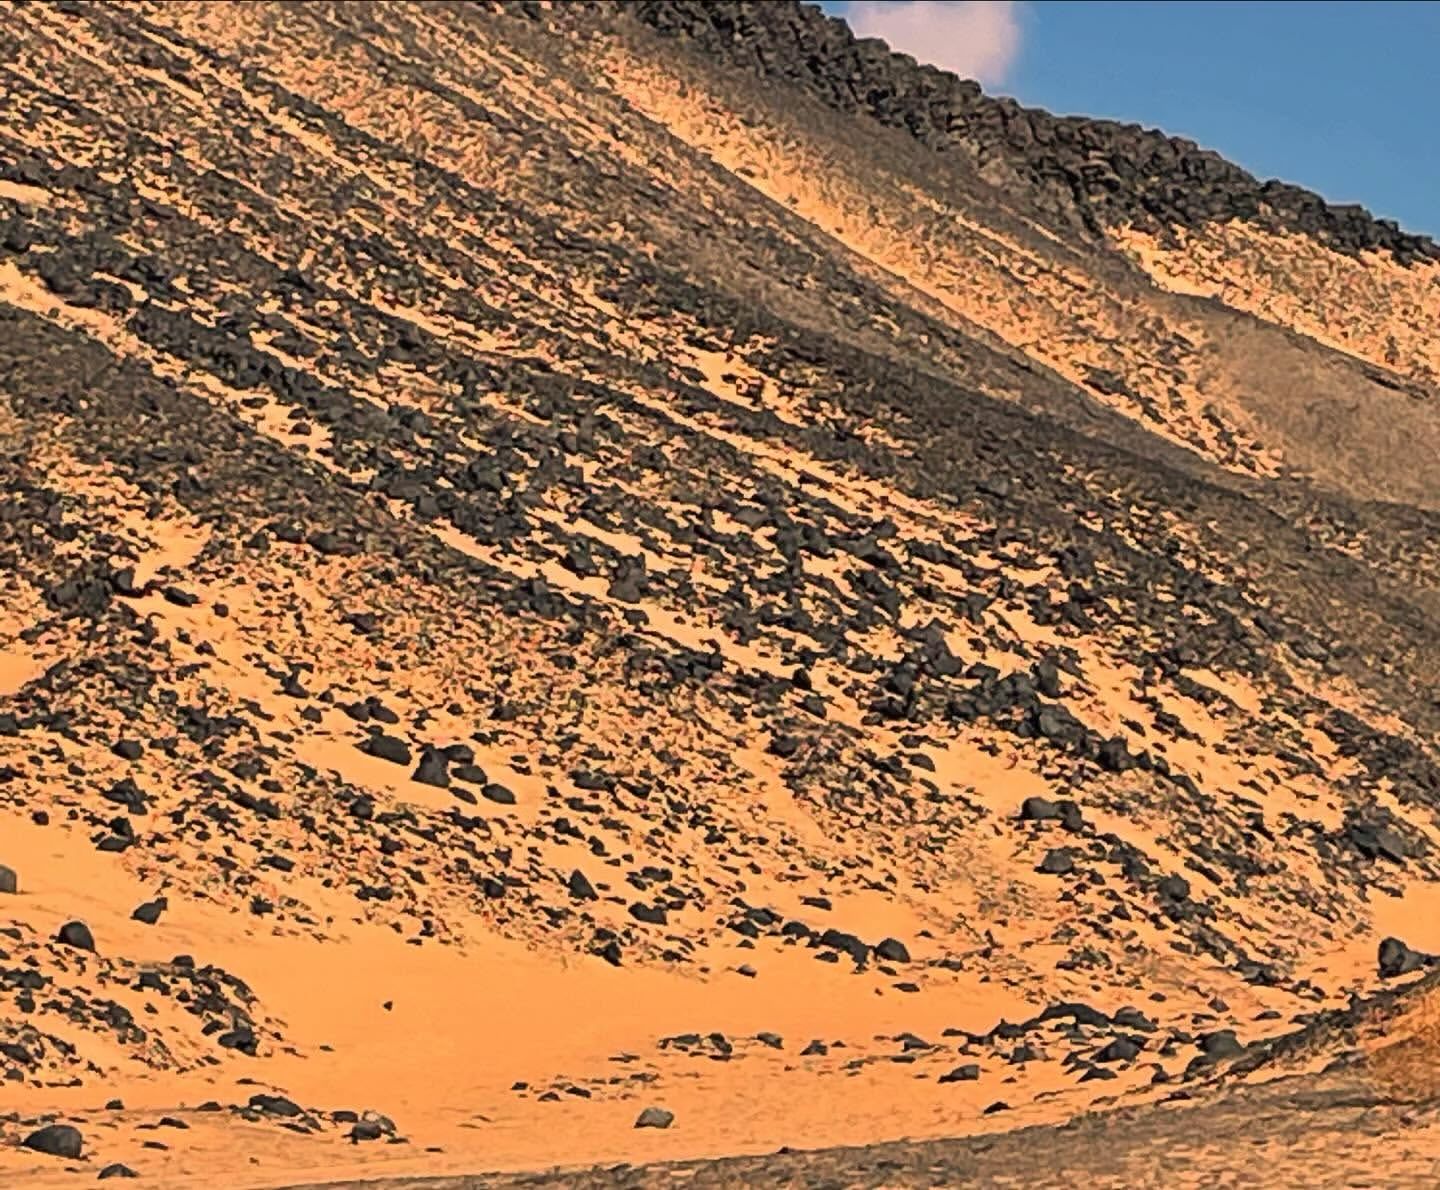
[364, 733, 412, 766]
[1037, 849, 1074, 876]
[818, 928, 869, 964]
[1378, 937, 1431, 979]
[132, 897, 168, 925]
[23, 1123, 83, 1158]
[567, 869, 598, 900]
[635, 1106, 674, 1129]
[629, 901, 668, 926]
[57, 920, 95, 952]
[625, 1, 1438, 261]
[482, 782, 517, 805]
[412, 748, 451, 787]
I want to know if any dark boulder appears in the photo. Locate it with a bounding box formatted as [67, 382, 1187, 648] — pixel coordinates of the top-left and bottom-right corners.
[635, 1106, 674, 1129]
[57, 920, 95, 952]
[1157, 874, 1191, 902]
[1020, 796, 1060, 822]
[23, 1123, 83, 1158]
[131, 897, 167, 926]
[817, 928, 869, 964]
[629, 902, 668, 926]
[364, 733, 412, 766]
[1097, 737, 1136, 772]
[1346, 821, 1409, 863]
[1378, 936, 1431, 979]
[1037, 849, 1074, 875]
[567, 869, 598, 900]
[1094, 1036, 1142, 1063]
[1197, 1029, 1243, 1059]
[411, 749, 451, 788]
[248, 1093, 303, 1117]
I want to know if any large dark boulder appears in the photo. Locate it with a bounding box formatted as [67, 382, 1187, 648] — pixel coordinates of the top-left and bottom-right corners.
[23, 1123, 83, 1158]
[56, 920, 95, 952]
[1378, 936, 1431, 979]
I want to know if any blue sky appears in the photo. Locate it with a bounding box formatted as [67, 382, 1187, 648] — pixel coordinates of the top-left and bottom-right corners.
[820, 1, 1439, 238]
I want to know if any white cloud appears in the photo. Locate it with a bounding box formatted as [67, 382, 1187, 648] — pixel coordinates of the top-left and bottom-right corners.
[845, 1, 1023, 88]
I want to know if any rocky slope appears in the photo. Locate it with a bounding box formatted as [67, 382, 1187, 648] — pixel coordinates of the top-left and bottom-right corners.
[2, 2, 1440, 1186]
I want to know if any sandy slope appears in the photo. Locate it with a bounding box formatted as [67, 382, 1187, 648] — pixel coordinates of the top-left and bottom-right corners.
[3, 2, 1440, 1187]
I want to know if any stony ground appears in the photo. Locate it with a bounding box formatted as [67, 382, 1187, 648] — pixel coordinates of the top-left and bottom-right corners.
[302, 1073, 1440, 1189]
[2, 2, 1440, 1186]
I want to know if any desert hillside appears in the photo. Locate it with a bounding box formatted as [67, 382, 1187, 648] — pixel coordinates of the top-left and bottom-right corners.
[3, 3, 1440, 1186]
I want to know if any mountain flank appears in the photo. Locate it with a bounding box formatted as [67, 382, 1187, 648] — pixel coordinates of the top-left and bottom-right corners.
[2, 2, 1440, 1185]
